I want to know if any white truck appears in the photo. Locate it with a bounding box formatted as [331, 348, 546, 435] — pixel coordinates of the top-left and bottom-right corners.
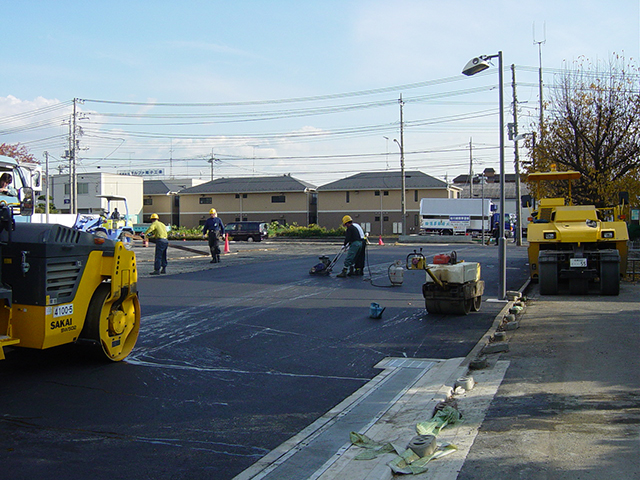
[420, 198, 494, 236]
[0, 155, 42, 219]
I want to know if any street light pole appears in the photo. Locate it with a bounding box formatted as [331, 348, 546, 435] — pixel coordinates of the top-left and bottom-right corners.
[395, 94, 406, 237]
[463, 51, 507, 300]
[393, 136, 406, 238]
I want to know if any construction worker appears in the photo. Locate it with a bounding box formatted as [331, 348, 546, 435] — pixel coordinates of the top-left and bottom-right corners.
[145, 213, 169, 275]
[337, 215, 365, 278]
[202, 208, 225, 263]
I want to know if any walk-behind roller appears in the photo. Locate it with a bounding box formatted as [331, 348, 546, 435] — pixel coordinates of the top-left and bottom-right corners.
[416, 251, 484, 315]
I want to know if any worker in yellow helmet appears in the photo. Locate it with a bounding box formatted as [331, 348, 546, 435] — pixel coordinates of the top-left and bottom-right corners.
[202, 208, 225, 263]
[337, 214, 365, 278]
[145, 213, 169, 275]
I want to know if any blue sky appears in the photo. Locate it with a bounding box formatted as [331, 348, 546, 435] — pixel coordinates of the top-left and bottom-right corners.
[1, 0, 638, 185]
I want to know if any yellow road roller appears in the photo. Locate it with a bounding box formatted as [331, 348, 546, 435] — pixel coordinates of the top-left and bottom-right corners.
[0, 203, 140, 361]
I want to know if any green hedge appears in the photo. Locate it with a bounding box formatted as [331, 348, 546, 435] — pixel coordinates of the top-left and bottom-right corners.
[166, 222, 345, 240]
[269, 222, 344, 238]
[167, 226, 205, 241]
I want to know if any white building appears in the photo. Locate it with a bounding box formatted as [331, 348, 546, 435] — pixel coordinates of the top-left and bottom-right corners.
[51, 172, 144, 223]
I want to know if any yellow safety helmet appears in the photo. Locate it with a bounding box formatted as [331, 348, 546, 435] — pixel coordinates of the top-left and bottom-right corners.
[209, 208, 217, 215]
[150, 213, 159, 220]
[342, 215, 353, 225]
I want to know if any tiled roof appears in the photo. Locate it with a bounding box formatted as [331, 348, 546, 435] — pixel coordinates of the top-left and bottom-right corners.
[178, 174, 316, 194]
[144, 180, 191, 195]
[317, 171, 447, 191]
[457, 182, 530, 200]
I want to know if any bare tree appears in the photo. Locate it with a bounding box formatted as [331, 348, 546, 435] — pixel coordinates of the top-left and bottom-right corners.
[526, 54, 640, 207]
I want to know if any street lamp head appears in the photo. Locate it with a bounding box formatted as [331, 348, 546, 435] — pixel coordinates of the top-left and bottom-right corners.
[462, 56, 491, 76]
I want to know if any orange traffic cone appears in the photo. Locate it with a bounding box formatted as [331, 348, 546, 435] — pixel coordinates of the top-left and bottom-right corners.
[224, 233, 230, 253]
[378, 235, 385, 246]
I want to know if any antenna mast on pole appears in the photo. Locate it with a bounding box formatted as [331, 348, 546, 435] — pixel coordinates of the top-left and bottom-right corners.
[533, 22, 546, 139]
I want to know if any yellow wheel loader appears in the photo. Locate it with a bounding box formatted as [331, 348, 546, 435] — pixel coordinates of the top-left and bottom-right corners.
[526, 168, 629, 295]
[0, 201, 140, 361]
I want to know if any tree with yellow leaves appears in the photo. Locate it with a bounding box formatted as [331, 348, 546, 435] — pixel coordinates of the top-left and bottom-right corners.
[524, 54, 640, 208]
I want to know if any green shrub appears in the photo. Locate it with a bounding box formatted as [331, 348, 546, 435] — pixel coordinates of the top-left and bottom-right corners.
[166, 222, 346, 240]
[268, 222, 344, 238]
[167, 226, 204, 240]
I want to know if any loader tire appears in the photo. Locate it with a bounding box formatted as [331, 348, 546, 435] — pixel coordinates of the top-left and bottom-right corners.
[538, 255, 559, 295]
[600, 257, 620, 296]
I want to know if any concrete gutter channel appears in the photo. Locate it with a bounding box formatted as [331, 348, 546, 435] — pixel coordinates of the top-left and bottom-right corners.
[233, 279, 531, 480]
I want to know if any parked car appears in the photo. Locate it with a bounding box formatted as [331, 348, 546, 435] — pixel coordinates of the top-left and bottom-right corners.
[225, 221, 268, 242]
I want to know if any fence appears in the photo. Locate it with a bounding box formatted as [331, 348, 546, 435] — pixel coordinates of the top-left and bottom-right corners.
[627, 240, 640, 282]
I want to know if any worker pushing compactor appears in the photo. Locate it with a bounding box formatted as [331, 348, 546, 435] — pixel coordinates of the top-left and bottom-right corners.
[337, 215, 365, 278]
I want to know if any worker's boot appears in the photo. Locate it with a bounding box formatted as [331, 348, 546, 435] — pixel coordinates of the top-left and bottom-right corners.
[150, 270, 160, 276]
[347, 267, 355, 276]
[216, 255, 221, 263]
[160, 267, 166, 274]
[355, 268, 363, 276]
[211, 256, 217, 263]
[336, 268, 348, 278]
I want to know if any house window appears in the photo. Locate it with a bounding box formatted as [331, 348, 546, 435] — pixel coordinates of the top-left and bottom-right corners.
[199, 197, 212, 204]
[346, 192, 350, 203]
[271, 195, 286, 203]
[375, 216, 380, 222]
[143, 198, 153, 206]
[64, 183, 89, 195]
[414, 190, 418, 202]
[375, 190, 380, 196]
[236, 193, 248, 199]
[384, 191, 389, 196]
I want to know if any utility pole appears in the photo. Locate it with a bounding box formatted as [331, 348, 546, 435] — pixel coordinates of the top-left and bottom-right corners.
[511, 64, 523, 247]
[399, 94, 406, 237]
[534, 23, 546, 140]
[65, 110, 74, 214]
[72, 98, 78, 214]
[207, 151, 218, 181]
[481, 173, 486, 245]
[44, 151, 50, 223]
[469, 138, 473, 198]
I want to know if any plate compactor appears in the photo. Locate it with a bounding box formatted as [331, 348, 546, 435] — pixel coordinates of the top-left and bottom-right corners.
[407, 250, 485, 315]
[309, 245, 348, 275]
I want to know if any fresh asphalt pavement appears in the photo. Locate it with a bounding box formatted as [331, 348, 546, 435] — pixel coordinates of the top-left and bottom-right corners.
[0, 238, 545, 480]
